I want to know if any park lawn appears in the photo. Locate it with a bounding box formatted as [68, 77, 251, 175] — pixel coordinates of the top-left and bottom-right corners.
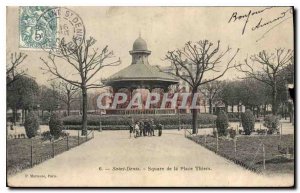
[188, 134, 294, 175]
[7, 136, 89, 176]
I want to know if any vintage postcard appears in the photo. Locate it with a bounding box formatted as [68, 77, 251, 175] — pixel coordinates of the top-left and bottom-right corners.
[6, 6, 294, 187]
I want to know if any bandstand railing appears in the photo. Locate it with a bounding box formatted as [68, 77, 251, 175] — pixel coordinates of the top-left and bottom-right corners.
[105, 108, 176, 115]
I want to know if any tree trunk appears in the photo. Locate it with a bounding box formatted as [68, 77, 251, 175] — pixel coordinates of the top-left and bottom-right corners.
[67, 103, 70, 116]
[272, 84, 278, 115]
[192, 109, 198, 134]
[191, 89, 198, 134]
[209, 99, 212, 114]
[67, 90, 71, 116]
[290, 108, 294, 124]
[81, 86, 88, 136]
[24, 109, 27, 122]
[22, 109, 25, 124]
[13, 107, 17, 125]
[284, 103, 287, 120]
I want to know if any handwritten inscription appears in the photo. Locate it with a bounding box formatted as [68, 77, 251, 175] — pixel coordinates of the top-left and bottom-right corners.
[228, 7, 293, 36]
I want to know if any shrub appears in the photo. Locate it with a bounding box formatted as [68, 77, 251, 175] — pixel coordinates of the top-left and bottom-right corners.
[60, 131, 69, 138]
[264, 115, 280, 134]
[241, 109, 255, 135]
[216, 110, 229, 136]
[228, 129, 236, 138]
[212, 129, 217, 138]
[41, 131, 53, 141]
[227, 112, 240, 122]
[49, 113, 63, 139]
[24, 112, 39, 139]
[256, 129, 266, 135]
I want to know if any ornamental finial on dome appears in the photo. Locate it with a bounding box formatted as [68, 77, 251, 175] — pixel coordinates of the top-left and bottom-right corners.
[132, 35, 148, 51]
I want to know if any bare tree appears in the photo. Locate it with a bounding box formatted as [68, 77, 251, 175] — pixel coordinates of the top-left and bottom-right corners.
[165, 40, 239, 134]
[6, 52, 27, 86]
[200, 80, 223, 114]
[41, 37, 121, 135]
[51, 80, 80, 116]
[235, 49, 293, 115]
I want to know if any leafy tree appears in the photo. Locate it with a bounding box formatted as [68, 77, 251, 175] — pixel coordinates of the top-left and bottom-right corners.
[219, 81, 241, 113]
[7, 75, 39, 124]
[38, 85, 60, 114]
[276, 64, 294, 119]
[239, 79, 271, 117]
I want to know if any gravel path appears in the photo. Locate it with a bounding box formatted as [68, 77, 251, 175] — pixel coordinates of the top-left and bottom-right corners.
[8, 130, 293, 187]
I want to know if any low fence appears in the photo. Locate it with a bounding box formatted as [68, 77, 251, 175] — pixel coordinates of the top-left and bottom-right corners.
[184, 129, 294, 173]
[7, 130, 94, 175]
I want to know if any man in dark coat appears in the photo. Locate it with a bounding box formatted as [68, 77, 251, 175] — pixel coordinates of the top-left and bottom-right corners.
[150, 119, 155, 136]
[157, 123, 163, 136]
[145, 120, 150, 136]
[139, 121, 144, 137]
[129, 124, 133, 138]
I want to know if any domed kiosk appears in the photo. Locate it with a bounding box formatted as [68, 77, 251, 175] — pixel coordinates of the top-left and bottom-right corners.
[103, 36, 179, 91]
[102, 36, 179, 114]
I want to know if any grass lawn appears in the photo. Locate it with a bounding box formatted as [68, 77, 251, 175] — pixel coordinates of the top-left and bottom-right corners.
[7, 136, 92, 176]
[188, 134, 294, 175]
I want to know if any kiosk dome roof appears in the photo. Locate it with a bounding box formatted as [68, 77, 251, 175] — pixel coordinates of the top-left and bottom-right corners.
[132, 37, 148, 51]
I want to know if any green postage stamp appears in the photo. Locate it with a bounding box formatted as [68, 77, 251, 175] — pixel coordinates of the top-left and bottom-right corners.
[19, 6, 57, 49]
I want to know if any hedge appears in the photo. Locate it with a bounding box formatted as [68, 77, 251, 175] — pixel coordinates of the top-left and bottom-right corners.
[64, 124, 216, 130]
[226, 112, 261, 122]
[62, 114, 217, 130]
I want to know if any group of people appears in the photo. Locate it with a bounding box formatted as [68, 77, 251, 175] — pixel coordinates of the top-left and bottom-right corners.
[129, 119, 163, 138]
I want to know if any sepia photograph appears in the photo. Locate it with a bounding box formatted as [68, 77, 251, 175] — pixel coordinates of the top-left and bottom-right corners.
[5, 5, 295, 187]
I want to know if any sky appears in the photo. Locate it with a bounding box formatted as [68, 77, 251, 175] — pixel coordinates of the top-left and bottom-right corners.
[6, 6, 294, 87]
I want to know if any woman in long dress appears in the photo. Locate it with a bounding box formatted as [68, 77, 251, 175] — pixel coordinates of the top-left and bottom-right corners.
[134, 122, 140, 138]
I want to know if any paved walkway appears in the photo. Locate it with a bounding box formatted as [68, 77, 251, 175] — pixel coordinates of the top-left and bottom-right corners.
[8, 130, 293, 187]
